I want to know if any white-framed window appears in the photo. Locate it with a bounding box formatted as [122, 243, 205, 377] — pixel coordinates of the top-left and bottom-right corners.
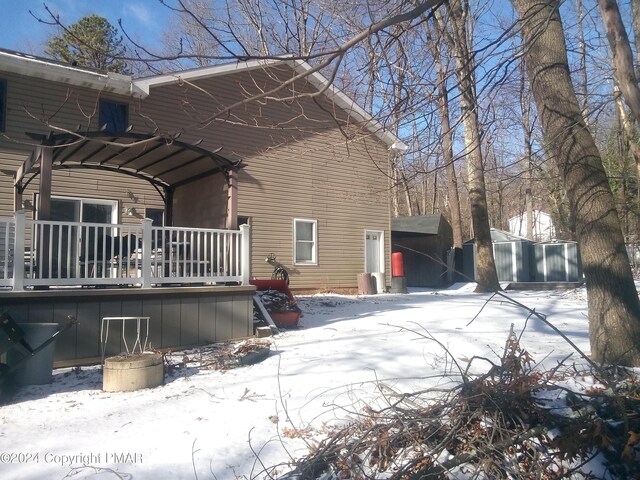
[294, 218, 317, 265]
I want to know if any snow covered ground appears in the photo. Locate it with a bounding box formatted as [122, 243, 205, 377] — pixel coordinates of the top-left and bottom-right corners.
[0, 284, 594, 479]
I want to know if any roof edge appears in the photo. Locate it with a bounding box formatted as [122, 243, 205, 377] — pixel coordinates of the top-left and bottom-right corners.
[0, 49, 144, 98]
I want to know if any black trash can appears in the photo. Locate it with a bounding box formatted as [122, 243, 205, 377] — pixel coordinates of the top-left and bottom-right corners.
[7, 323, 59, 385]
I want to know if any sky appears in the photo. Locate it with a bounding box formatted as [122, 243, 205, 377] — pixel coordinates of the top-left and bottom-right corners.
[0, 0, 170, 54]
[0, 284, 615, 479]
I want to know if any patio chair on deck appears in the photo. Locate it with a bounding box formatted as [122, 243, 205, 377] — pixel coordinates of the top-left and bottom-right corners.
[111, 234, 140, 277]
[79, 234, 117, 278]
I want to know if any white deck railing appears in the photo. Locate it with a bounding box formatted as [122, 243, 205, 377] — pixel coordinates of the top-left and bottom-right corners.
[0, 211, 250, 291]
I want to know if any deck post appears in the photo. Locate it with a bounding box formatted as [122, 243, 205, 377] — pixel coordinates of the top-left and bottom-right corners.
[13, 210, 25, 291]
[240, 224, 250, 285]
[141, 218, 153, 288]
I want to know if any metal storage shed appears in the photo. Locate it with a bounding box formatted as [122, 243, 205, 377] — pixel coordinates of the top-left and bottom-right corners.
[531, 241, 582, 282]
[391, 215, 453, 288]
[463, 229, 533, 283]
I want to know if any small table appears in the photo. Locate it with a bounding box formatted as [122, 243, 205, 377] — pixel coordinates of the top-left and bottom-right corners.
[100, 316, 151, 365]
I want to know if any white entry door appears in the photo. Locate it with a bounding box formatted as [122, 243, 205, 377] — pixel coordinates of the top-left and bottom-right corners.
[365, 230, 384, 273]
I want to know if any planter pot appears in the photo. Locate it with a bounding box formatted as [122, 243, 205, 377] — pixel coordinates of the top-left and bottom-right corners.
[270, 311, 300, 328]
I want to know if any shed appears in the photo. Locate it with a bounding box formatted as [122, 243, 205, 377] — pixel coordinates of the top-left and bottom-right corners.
[531, 241, 582, 282]
[463, 229, 534, 282]
[391, 214, 453, 287]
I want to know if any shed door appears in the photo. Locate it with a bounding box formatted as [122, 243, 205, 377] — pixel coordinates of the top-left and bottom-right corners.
[365, 230, 383, 273]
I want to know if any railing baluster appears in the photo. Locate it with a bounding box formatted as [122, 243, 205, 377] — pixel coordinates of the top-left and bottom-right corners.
[3, 218, 248, 289]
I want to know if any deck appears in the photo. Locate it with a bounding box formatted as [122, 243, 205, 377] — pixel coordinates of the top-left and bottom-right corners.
[0, 212, 255, 366]
[0, 212, 250, 290]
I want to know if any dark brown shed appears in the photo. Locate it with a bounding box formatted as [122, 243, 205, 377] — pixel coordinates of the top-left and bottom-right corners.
[391, 214, 454, 288]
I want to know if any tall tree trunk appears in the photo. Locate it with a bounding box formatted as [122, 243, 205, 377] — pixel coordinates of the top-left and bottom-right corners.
[436, 3, 499, 291]
[513, 0, 640, 366]
[390, 156, 400, 217]
[633, 0, 640, 77]
[428, 20, 464, 248]
[613, 81, 640, 206]
[520, 60, 535, 240]
[400, 165, 414, 216]
[598, 0, 640, 120]
[576, 0, 590, 124]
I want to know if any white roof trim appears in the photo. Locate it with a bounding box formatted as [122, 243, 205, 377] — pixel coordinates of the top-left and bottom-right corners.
[135, 58, 407, 150]
[0, 50, 145, 98]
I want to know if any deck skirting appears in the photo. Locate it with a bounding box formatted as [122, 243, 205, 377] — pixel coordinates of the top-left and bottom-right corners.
[0, 285, 255, 366]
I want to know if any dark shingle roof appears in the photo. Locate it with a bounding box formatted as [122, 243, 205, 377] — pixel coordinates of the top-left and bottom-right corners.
[391, 215, 443, 235]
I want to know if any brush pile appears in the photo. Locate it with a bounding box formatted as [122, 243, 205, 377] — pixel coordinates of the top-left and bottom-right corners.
[164, 339, 271, 373]
[275, 328, 640, 479]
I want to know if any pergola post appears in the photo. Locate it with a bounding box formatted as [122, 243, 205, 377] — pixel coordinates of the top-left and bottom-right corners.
[165, 188, 174, 227]
[38, 146, 53, 221]
[38, 146, 53, 282]
[226, 170, 238, 230]
[13, 179, 22, 213]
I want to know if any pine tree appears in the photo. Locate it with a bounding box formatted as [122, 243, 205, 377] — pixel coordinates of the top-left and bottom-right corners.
[45, 15, 128, 73]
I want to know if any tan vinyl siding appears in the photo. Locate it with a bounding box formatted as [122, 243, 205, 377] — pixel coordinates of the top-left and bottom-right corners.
[141, 67, 392, 290]
[173, 174, 228, 228]
[0, 150, 26, 216]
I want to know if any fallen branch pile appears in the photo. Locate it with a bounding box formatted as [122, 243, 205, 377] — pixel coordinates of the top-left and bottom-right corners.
[276, 328, 640, 479]
[163, 339, 272, 373]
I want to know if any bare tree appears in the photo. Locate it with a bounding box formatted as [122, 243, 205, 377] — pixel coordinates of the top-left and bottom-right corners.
[513, 0, 640, 366]
[519, 59, 536, 240]
[426, 19, 464, 248]
[598, 0, 640, 121]
[160, 0, 221, 69]
[633, 0, 640, 76]
[435, 2, 499, 292]
[598, 0, 640, 246]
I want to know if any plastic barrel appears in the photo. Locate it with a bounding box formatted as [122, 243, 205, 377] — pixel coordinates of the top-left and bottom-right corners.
[8, 323, 59, 385]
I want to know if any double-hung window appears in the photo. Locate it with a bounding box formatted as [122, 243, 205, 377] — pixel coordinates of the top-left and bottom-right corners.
[294, 218, 317, 265]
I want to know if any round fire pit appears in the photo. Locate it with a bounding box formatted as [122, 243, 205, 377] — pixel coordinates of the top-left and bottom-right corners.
[103, 352, 164, 392]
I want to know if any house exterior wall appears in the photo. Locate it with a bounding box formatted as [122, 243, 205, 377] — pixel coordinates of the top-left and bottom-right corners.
[173, 174, 228, 229]
[508, 210, 555, 242]
[139, 67, 392, 291]
[0, 70, 165, 223]
[0, 62, 393, 291]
